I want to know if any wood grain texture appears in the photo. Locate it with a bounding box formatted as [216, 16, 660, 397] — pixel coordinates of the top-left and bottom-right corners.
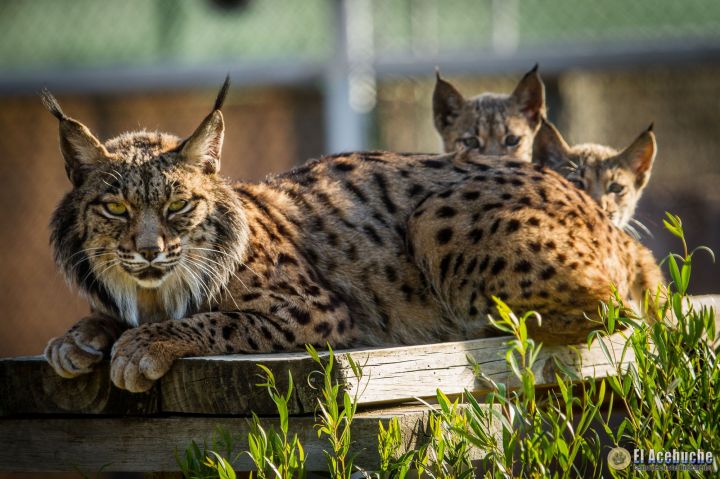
[0, 355, 157, 416]
[0, 407, 446, 472]
[1, 295, 717, 416]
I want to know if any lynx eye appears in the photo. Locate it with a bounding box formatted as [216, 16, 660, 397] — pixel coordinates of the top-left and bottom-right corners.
[504, 135, 521, 147]
[461, 137, 480, 149]
[167, 199, 189, 213]
[608, 182, 626, 195]
[104, 202, 127, 216]
[571, 179, 586, 190]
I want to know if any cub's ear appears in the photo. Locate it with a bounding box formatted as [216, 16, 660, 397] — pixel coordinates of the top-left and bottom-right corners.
[180, 76, 230, 174]
[433, 71, 465, 132]
[511, 64, 546, 128]
[618, 123, 656, 189]
[532, 118, 570, 171]
[41, 89, 109, 187]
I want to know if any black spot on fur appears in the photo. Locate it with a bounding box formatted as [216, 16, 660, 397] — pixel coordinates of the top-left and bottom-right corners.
[440, 253, 452, 283]
[506, 219, 520, 233]
[439, 190, 453, 198]
[490, 219, 501, 234]
[527, 217, 540, 227]
[373, 172, 397, 214]
[483, 203, 502, 211]
[436, 206, 457, 218]
[478, 256, 490, 273]
[436, 227, 454, 245]
[242, 293, 262, 302]
[400, 284, 413, 302]
[287, 305, 311, 325]
[362, 225, 384, 245]
[469, 306, 479, 316]
[468, 228, 483, 244]
[421, 159, 446, 169]
[514, 260, 532, 273]
[463, 191, 480, 200]
[344, 181, 368, 203]
[453, 254, 465, 274]
[465, 257, 478, 274]
[384, 265, 398, 283]
[540, 266, 556, 280]
[314, 321, 333, 338]
[334, 162, 355, 172]
[511, 179, 524, 187]
[491, 258, 507, 274]
[277, 253, 299, 265]
[529, 242, 542, 253]
[222, 325, 236, 340]
[408, 184, 424, 197]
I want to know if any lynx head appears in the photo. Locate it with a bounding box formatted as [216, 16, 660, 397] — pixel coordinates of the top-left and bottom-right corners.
[45, 77, 248, 326]
[533, 119, 656, 230]
[433, 65, 545, 161]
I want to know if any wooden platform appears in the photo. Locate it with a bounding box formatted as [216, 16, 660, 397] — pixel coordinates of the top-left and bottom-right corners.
[0, 295, 717, 473]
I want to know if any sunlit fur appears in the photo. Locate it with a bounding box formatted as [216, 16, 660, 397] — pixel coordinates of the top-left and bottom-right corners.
[532, 119, 656, 233]
[50, 131, 248, 326]
[433, 66, 546, 161]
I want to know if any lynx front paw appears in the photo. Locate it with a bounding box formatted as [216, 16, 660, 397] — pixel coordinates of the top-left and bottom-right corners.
[44, 314, 122, 378]
[110, 324, 186, 393]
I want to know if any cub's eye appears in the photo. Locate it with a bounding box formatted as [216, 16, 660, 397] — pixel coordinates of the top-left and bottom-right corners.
[461, 137, 480, 149]
[104, 202, 127, 216]
[504, 135, 521, 147]
[571, 179, 586, 190]
[608, 182, 626, 195]
[167, 200, 188, 213]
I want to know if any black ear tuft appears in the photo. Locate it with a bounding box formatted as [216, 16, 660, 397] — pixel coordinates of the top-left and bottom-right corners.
[646, 122, 654, 132]
[213, 75, 231, 111]
[530, 63, 539, 73]
[40, 89, 67, 121]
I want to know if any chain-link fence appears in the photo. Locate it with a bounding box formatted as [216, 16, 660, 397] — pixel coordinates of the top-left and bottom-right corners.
[0, 0, 719, 362]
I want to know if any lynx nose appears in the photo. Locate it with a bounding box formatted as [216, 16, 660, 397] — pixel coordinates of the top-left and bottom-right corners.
[138, 246, 162, 262]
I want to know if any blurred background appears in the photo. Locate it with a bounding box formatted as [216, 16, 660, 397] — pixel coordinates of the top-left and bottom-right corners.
[0, 0, 719, 366]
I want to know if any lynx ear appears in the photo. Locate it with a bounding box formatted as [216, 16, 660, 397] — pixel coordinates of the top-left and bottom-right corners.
[41, 90, 109, 187]
[433, 71, 465, 132]
[532, 118, 570, 171]
[511, 64, 546, 127]
[180, 76, 229, 174]
[618, 124, 656, 189]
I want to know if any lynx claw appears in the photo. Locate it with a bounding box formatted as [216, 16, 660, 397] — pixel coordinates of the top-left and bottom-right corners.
[44, 335, 103, 378]
[110, 327, 179, 393]
[44, 314, 122, 379]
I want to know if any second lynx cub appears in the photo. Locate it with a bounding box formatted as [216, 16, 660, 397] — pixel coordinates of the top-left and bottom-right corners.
[532, 119, 656, 230]
[433, 65, 545, 161]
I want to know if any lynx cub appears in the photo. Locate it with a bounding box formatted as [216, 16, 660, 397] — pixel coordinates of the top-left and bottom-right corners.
[532, 119, 656, 230]
[43, 80, 661, 393]
[433, 65, 545, 161]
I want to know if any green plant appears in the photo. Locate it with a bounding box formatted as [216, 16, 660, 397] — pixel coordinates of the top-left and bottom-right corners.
[245, 365, 307, 479]
[451, 300, 604, 478]
[594, 213, 719, 478]
[176, 427, 239, 479]
[306, 344, 363, 479]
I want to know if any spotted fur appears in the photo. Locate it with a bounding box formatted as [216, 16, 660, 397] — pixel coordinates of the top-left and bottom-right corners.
[532, 118, 656, 230]
[433, 65, 546, 161]
[43, 83, 661, 393]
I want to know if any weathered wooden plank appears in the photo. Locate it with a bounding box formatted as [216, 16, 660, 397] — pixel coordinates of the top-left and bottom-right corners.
[0, 355, 158, 416]
[2, 295, 717, 416]
[0, 406, 472, 472]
